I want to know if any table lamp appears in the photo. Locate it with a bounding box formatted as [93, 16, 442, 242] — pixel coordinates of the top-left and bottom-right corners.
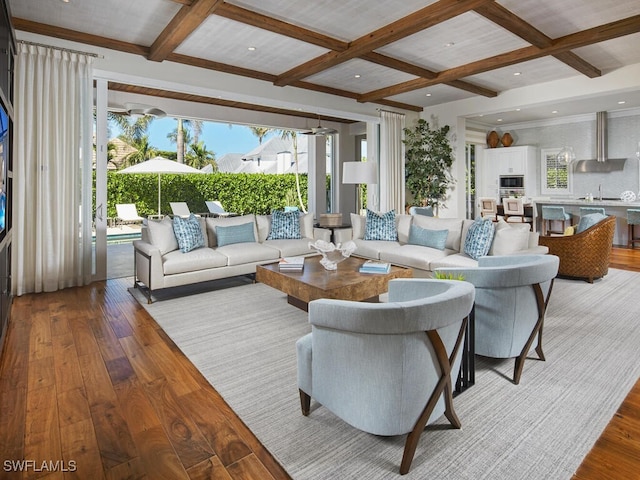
[342, 161, 378, 215]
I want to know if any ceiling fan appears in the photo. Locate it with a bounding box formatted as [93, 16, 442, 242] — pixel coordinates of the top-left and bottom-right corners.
[301, 116, 337, 135]
[109, 102, 166, 118]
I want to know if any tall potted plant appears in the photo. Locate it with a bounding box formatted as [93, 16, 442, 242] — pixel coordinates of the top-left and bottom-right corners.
[403, 118, 455, 215]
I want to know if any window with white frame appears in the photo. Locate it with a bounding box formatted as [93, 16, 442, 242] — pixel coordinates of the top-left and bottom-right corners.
[541, 148, 572, 195]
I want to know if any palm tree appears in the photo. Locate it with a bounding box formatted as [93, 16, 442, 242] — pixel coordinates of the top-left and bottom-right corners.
[279, 129, 307, 213]
[186, 141, 217, 170]
[121, 135, 158, 167]
[168, 118, 204, 163]
[108, 113, 154, 143]
[249, 126, 272, 145]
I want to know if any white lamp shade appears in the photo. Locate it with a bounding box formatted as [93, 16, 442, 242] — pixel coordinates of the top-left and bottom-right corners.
[342, 161, 378, 184]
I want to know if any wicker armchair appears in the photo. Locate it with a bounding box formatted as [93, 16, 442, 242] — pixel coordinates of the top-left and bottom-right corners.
[538, 215, 616, 283]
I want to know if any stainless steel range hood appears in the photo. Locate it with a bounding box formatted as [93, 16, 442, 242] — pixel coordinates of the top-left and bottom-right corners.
[573, 111, 626, 173]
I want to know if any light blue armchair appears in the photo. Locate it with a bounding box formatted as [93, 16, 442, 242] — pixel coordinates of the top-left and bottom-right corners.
[435, 254, 559, 385]
[296, 278, 475, 475]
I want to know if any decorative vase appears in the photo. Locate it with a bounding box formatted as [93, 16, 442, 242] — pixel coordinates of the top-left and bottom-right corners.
[308, 239, 357, 270]
[501, 132, 514, 147]
[487, 130, 500, 148]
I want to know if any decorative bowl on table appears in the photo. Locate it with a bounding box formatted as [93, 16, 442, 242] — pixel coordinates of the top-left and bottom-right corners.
[308, 239, 357, 270]
[620, 191, 637, 203]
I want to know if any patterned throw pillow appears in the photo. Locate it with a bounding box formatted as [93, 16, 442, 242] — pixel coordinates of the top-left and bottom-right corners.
[364, 209, 398, 241]
[216, 222, 256, 247]
[463, 218, 495, 260]
[408, 224, 448, 250]
[172, 214, 206, 253]
[267, 210, 301, 240]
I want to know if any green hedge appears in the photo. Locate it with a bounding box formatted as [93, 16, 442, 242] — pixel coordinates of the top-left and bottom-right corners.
[102, 172, 308, 218]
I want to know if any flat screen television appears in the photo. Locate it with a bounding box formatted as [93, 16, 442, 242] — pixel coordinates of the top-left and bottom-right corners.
[0, 98, 8, 240]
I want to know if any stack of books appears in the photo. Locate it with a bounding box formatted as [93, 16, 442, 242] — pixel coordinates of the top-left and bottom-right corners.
[359, 260, 391, 274]
[278, 256, 305, 271]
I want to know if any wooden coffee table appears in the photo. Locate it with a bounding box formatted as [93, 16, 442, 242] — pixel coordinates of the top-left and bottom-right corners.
[256, 255, 412, 311]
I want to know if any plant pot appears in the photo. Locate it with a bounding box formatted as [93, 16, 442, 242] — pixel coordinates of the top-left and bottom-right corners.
[487, 130, 500, 148]
[501, 132, 514, 147]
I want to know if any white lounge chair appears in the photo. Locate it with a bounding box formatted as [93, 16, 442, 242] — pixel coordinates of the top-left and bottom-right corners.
[205, 200, 233, 217]
[115, 203, 144, 226]
[170, 202, 192, 218]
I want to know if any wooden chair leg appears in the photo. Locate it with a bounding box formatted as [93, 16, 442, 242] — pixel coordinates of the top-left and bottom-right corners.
[299, 389, 310, 416]
[399, 319, 467, 475]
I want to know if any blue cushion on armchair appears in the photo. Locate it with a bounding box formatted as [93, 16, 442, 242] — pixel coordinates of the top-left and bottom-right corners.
[576, 212, 607, 233]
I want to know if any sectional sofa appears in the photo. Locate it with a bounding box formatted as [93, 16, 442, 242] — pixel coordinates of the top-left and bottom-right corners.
[133, 212, 330, 302]
[333, 212, 548, 276]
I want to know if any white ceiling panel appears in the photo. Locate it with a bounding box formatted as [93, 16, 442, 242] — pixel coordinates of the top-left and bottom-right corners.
[572, 33, 640, 73]
[227, 0, 439, 41]
[303, 59, 417, 94]
[499, 0, 640, 38]
[464, 57, 580, 92]
[378, 12, 529, 71]
[175, 16, 328, 75]
[389, 84, 477, 110]
[10, 0, 180, 46]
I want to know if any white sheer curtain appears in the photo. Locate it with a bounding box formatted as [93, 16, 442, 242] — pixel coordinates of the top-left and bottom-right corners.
[13, 43, 94, 295]
[379, 110, 405, 213]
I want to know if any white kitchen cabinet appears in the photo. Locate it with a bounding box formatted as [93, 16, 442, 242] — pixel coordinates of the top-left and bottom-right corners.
[480, 145, 538, 199]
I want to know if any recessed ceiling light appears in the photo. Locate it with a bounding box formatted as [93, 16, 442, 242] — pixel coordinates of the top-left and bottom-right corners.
[552, 110, 558, 114]
[247, 46, 256, 51]
[513, 72, 521, 76]
[425, 93, 432, 97]
[618, 100, 626, 104]
[354, 74, 361, 78]
[515, 108, 521, 111]
[497, 118, 503, 122]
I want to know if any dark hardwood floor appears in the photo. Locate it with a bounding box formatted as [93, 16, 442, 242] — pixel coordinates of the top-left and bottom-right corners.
[0, 247, 638, 479]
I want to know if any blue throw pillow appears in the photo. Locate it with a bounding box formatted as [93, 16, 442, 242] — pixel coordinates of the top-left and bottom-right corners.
[216, 222, 256, 247]
[364, 209, 398, 241]
[464, 218, 495, 260]
[172, 214, 205, 253]
[576, 212, 607, 233]
[408, 224, 448, 250]
[267, 210, 301, 240]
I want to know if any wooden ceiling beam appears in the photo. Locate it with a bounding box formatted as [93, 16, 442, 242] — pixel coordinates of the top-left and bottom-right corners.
[475, 3, 601, 78]
[12, 17, 149, 57]
[358, 14, 640, 103]
[148, 0, 225, 62]
[215, 3, 348, 52]
[167, 53, 422, 112]
[273, 0, 495, 87]
[362, 52, 497, 97]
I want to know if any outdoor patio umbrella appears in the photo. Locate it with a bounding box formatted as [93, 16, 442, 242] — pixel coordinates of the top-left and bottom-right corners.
[118, 156, 205, 216]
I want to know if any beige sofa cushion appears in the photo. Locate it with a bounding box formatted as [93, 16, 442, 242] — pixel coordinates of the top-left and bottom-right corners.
[489, 220, 531, 255]
[216, 242, 280, 266]
[147, 216, 179, 255]
[162, 247, 228, 275]
[412, 216, 464, 251]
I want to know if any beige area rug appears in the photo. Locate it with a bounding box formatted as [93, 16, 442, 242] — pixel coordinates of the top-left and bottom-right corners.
[130, 269, 640, 479]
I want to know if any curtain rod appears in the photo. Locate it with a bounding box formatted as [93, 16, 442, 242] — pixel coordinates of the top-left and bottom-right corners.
[376, 108, 406, 116]
[18, 40, 104, 59]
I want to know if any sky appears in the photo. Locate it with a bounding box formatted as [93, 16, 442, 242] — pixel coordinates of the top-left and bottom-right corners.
[111, 117, 279, 158]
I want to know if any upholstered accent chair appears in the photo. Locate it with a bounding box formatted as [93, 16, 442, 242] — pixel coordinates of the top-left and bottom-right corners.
[296, 278, 475, 475]
[436, 254, 559, 385]
[539, 215, 616, 283]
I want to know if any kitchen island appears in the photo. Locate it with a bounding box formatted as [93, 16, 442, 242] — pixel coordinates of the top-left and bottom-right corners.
[532, 197, 640, 246]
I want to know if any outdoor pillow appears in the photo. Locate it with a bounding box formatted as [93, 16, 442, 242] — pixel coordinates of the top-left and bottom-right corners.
[147, 216, 179, 255]
[173, 213, 206, 253]
[364, 209, 398, 241]
[464, 218, 495, 260]
[216, 222, 256, 247]
[576, 212, 607, 233]
[267, 210, 302, 240]
[408, 224, 448, 250]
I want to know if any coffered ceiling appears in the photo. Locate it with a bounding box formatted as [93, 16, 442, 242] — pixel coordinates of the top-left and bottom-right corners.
[8, 0, 640, 123]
